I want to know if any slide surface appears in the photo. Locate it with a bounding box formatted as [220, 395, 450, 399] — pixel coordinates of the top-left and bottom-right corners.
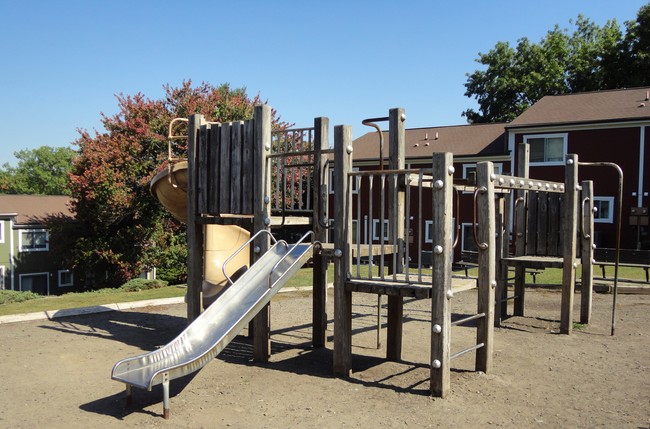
[111, 240, 314, 390]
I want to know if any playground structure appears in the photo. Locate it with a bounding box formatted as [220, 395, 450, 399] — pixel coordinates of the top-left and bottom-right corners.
[112, 105, 600, 418]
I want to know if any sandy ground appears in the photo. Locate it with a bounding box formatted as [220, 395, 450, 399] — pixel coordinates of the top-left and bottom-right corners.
[0, 287, 648, 429]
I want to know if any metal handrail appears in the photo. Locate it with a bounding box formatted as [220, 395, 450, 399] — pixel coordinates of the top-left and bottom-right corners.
[473, 186, 489, 250]
[222, 229, 278, 286]
[269, 231, 316, 289]
[581, 197, 592, 239]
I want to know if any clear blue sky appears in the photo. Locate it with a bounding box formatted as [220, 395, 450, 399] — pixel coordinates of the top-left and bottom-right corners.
[0, 0, 647, 166]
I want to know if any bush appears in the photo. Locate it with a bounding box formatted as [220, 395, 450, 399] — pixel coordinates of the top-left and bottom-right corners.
[0, 290, 44, 304]
[119, 278, 168, 292]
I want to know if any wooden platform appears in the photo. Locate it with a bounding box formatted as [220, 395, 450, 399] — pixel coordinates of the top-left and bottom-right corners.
[345, 276, 476, 299]
[502, 255, 568, 269]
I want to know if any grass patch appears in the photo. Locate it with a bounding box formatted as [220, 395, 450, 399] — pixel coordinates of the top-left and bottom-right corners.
[0, 285, 186, 317]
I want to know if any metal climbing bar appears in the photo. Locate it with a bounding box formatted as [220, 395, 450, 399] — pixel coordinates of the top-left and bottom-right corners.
[450, 312, 486, 327]
[450, 343, 485, 361]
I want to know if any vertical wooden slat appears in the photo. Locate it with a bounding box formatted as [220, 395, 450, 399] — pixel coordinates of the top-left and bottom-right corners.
[526, 192, 538, 255]
[230, 121, 244, 214]
[430, 152, 453, 398]
[547, 193, 561, 256]
[219, 122, 232, 214]
[207, 123, 221, 215]
[333, 124, 353, 377]
[197, 124, 210, 214]
[536, 192, 549, 255]
[252, 106, 272, 361]
[560, 154, 579, 334]
[312, 117, 329, 348]
[580, 180, 594, 324]
[494, 195, 507, 327]
[514, 143, 529, 316]
[241, 120, 254, 214]
[387, 107, 405, 361]
[476, 161, 495, 373]
[186, 114, 205, 323]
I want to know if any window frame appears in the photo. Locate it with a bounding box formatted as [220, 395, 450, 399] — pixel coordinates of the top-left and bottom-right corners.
[593, 196, 615, 224]
[372, 219, 390, 242]
[19, 272, 49, 294]
[0, 220, 4, 243]
[0, 265, 5, 290]
[524, 133, 568, 166]
[19, 228, 49, 252]
[329, 167, 359, 194]
[58, 269, 74, 288]
[461, 222, 479, 253]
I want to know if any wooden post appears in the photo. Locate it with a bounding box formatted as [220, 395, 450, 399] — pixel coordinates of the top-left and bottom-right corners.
[514, 143, 529, 316]
[580, 180, 594, 324]
[252, 105, 272, 361]
[186, 114, 205, 323]
[560, 154, 579, 334]
[312, 117, 329, 348]
[494, 195, 507, 326]
[386, 107, 405, 361]
[333, 125, 353, 377]
[476, 161, 495, 373]
[430, 152, 453, 398]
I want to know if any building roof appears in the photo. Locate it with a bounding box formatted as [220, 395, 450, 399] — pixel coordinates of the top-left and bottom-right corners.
[352, 122, 508, 162]
[508, 86, 650, 129]
[0, 194, 73, 225]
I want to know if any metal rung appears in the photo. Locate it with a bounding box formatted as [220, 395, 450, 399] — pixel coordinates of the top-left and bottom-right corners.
[450, 342, 485, 361]
[500, 295, 519, 303]
[451, 312, 486, 327]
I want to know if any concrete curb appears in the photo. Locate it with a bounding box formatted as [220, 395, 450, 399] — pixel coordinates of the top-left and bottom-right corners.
[0, 297, 185, 325]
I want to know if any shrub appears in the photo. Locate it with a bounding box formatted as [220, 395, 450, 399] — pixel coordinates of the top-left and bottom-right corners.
[0, 290, 44, 305]
[119, 278, 168, 292]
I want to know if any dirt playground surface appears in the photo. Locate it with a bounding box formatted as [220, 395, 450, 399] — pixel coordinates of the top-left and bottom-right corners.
[0, 287, 648, 428]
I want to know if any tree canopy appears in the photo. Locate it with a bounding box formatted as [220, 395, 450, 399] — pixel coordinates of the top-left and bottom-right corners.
[49, 81, 288, 288]
[463, 3, 650, 123]
[0, 146, 76, 195]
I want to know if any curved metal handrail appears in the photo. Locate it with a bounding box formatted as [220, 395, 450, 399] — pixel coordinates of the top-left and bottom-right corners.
[473, 186, 489, 250]
[581, 197, 592, 239]
[222, 229, 278, 286]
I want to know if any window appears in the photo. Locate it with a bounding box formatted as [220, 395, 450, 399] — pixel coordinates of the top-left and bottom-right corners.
[424, 218, 457, 244]
[372, 219, 390, 241]
[19, 273, 49, 295]
[329, 168, 359, 194]
[524, 134, 567, 165]
[0, 221, 4, 243]
[462, 163, 502, 182]
[0, 266, 5, 290]
[19, 229, 48, 252]
[58, 270, 74, 288]
[593, 197, 614, 223]
[461, 223, 478, 252]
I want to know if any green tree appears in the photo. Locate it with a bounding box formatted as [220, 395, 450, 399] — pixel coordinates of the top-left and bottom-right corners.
[0, 146, 75, 195]
[48, 81, 289, 288]
[463, 4, 650, 123]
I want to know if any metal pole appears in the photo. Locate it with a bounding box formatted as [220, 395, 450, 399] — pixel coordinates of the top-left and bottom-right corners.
[578, 162, 623, 336]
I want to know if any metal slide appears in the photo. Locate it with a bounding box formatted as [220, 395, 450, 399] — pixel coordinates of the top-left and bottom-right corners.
[111, 233, 315, 417]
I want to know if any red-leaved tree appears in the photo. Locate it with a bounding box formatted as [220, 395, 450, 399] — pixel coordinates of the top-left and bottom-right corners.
[49, 81, 289, 288]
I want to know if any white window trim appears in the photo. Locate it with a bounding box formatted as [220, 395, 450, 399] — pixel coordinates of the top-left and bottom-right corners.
[461, 223, 476, 252]
[19, 272, 49, 294]
[593, 196, 615, 223]
[372, 219, 390, 241]
[424, 220, 433, 244]
[18, 228, 49, 252]
[0, 221, 4, 243]
[329, 168, 359, 194]
[524, 133, 568, 166]
[58, 269, 74, 288]
[0, 266, 5, 290]
[462, 163, 502, 179]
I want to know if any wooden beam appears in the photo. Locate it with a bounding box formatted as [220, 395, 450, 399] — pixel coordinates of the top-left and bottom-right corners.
[186, 114, 205, 323]
[514, 143, 529, 316]
[430, 152, 453, 398]
[476, 161, 495, 373]
[252, 105, 272, 361]
[312, 117, 329, 348]
[560, 154, 579, 334]
[333, 124, 353, 377]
